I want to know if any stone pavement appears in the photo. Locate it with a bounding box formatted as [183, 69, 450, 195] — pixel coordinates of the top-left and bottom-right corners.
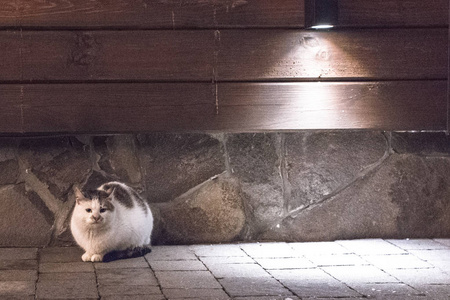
[1, 239, 450, 299]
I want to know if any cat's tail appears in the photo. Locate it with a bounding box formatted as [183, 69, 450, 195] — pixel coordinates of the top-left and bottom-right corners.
[102, 246, 152, 263]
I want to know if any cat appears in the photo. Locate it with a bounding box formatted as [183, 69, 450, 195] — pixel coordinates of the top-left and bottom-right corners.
[70, 181, 154, 262]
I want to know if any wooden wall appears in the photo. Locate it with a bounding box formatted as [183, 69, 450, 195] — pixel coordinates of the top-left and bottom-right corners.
[0, 0, 448, 134]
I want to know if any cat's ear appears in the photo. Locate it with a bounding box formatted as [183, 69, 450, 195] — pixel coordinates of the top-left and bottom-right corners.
[74, 186, 85, 204]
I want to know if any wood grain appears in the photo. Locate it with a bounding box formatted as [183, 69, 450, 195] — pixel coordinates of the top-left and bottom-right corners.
[2, 0, 446, 29]
[215, 81, 448, 131]
[9, 81, 447, 133]
[217, 29, 448, 81]
[0, 29, 445, 82]
[21, 83, 216, 133]
[3, 0, 303, 29]
[20, 30, 215, 81]
[339, 0, 449, 27]
[0, 86, 22, 133]
[0, 31, 22, 81]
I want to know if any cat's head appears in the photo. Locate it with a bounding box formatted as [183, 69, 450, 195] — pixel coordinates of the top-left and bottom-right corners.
[74, 187, 116, 227]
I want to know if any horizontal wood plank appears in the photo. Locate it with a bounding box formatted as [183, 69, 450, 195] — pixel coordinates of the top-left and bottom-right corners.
[339, 0, 449, 27]
[0, 29, 446, 82]
[0, 86, 23, 133]
[0, 31, 22, 81]
[216, 81, 448, 131]
[1, 0, 447, 29]
[0, 81, 443, 133]
[217, 29, 448, 81]
[1, 0, 303, 29]
[21, 83, 216, 133]
[20, 30, 215, 82]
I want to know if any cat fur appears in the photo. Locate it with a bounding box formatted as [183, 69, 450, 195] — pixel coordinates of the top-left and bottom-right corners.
[70, 181, 153, 262]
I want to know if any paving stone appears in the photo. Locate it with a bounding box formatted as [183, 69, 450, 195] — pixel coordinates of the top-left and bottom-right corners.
[240, 243, 300, 258]
[0, 296, 35, 300]
[435, 239, 450, 247]
[95, 257, 149, 269]
[200, 256, 255, 266]
[417, 284, 450, 300]
[219, 277, 293, 297]
[0, 281, 35, 296]
[289, 242, 351, 255]
[0, 270, 37, 281]
[305, 254, 369, 267]
[408, 250, 450, 262]
[38, 272, 96, 282]
[233, 297, 300, 300]
[362, 254, 433, 270]
[163, 288, 229, 299]
[387, 269, 450, 285]
[348, 283, 422, 298]
[155, 271, 221, 289]
[97, 268, 158, 286]
[0, 260, 37, 270]
[39, 247, 84, 263]
[321, 266, 399, 283]
[285, 281, 361, 298]
[0, 248, 37, 260]
[253, 257, 315, 269]
[269, 268, 341, 281]
[336, 239, 407, 255]
[98, 284, 162, 296]
[207, 263, 270, 278]
[39, 262, 94, 273]
[36, 279, 98, 299]
[102, 296, 165, 300]
[149, 260, 207, 271]
[190, 244, 248, 257]
[427, 260, 450, 274]
[388, 239, 450, 250]
[148, 246, 197, 261]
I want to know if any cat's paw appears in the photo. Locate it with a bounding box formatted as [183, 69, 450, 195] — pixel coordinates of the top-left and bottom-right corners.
[90, 254, 103, 262]
[81, 253, 91, 262]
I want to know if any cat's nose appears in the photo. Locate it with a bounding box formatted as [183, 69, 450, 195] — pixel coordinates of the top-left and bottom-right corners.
[92, 215, 101, 222]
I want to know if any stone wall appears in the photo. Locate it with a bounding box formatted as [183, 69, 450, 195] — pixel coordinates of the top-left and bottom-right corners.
[0, 131, 449, 246]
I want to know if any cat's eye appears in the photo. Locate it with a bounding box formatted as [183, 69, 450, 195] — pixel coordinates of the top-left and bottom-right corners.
[100, 208, 106, 213]
[85, 208, 92, 213]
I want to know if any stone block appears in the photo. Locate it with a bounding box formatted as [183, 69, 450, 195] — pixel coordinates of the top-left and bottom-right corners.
[148, 246, 197, 261]
[155, 175, 245, 245]
[207, 263, 270, 278]
[240, 243, 300, 258]
[137, 133, 225, 203]
[348, 283, 420, 298]
[93, 135, 142, 185]
[0, 160, 19, 185]
[98, 284, 162, 296]
[253, 257, 315, 269]
[262, 154, 450, 242]
[284, 131, 387, 210]
[336, 239, 407, 255]
[0, 185, 52, 246]
[39, 247, 84, 263]
[162, 288, 229, 299]
[36, 278, 98, 299]
[321, 266, 399, 284]
[219, 277, 293, 297]
[305, 254, 368, 267]
[392, 132, 450, 155]
[0, 270, 37, 281]
[362, 254, 433, 270]
[96, 268, 158, 286]
[0, 249, 37, 260]
[149, 260, 207, 271]
[387, 239, 449, 250]
[226, 133, 285, 233]
[94, 257, 149, 269]
[0, 260, 37, 271]
[39, 262, 94, 273]
[190, 244, 248, 257]
[155, 271, 221, 289]
[0, 281, 35, 297]
[18, 137, 91, 199]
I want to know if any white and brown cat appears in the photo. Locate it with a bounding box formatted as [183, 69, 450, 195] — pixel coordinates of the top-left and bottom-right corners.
[70, 181, 153, 262]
